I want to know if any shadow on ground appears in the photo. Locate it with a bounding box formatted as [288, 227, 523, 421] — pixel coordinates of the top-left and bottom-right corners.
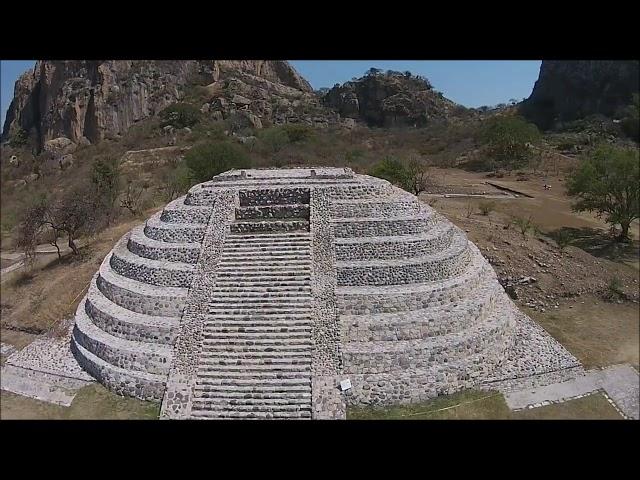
[548, 226, 640, 265]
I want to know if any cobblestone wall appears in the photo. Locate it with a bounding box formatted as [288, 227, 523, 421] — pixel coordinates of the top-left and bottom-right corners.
[161, 190, 235, 419]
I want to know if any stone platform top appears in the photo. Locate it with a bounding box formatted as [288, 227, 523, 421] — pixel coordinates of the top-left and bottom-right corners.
[211, 167, 355, 181]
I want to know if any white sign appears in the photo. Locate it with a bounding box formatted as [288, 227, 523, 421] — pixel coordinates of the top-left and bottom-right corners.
[339, 379, 352, 391]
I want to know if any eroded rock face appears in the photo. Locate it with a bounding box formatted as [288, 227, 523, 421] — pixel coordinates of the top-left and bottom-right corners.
[1, 60, 323, 151]
[323, 71, 464, 128]
[520, 60, 640, 130]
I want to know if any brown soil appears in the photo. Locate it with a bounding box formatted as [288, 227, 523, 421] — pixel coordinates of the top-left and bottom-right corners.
[425, 168, 639, 369]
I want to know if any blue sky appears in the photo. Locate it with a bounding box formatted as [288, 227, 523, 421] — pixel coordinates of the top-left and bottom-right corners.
[1, 60, 542, 127]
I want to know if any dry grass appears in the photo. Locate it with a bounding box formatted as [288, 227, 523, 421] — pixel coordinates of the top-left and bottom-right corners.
[527, 297, 640, 369]
[0, 212, 158, 335]
[0, 384, 159, 420]
[346, 390, 623, 420]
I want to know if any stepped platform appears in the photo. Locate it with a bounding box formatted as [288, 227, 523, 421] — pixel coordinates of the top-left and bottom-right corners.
[66, 167, 580, 419]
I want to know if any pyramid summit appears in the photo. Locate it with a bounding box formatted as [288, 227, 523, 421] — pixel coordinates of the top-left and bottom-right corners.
[69, 167, 580, 419]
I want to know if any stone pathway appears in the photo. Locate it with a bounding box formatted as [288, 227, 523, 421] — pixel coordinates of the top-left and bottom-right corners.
[1, 342, 17, 357]
[1, 321, 95, 407]
[504, 364, 639, 419]
[1, 364, 93, 407]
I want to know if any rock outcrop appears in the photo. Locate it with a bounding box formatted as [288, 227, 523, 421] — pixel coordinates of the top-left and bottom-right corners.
[520, 60, 640, 130]
[1, 61, 327, 151]
[322, 70, 465, 128]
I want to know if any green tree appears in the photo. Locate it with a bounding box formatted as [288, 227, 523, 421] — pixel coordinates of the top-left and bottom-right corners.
[91, 157, 121, 225]
[566, 144, 639, 242]
[184, 142, 251, 183]
[159, 103, 202, 129]
[8, 128, 29, 148]
[480, 115, 541, 171]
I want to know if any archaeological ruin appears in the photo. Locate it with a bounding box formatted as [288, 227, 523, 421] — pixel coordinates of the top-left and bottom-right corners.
[70, 167, 580, 419]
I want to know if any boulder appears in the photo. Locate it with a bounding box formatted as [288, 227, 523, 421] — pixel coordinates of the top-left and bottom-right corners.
[44, 136, 77, 156]
[58, 154, 74, 170]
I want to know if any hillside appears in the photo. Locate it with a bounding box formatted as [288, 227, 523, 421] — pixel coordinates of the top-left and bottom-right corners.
[322, 69, 467, 128]
[1, 60, 325, 151]
[520, 60, 639, 131]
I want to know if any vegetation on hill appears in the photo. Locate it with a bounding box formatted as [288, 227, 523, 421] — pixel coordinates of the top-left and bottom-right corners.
[479, 115, 541, 172]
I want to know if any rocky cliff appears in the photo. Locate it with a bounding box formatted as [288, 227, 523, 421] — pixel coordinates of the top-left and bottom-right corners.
[520, 60, 640, 130]
[322, 70, 465, 128]
[1, 60, 323, 150]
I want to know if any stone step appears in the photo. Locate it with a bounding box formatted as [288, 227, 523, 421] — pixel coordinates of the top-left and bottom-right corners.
[193, 397, 311, 412]
[222, 245, 311, 253]
[218, 259, 312, 267]
[194, 384, 311, 393]
[70, 336, 166, 402]
[96, 258, 187, 317]
[160, 197, 212, 224]
[190, 409, 311, 419]
[144, 212, 205, 243]
[212, 290, 312, 297]
[200, 344, 313, 353]
[207, 307, 312, 316]
[202, 337, 312, 346]
[198, 357, 311, 367]
[193, 390, 311, 400]
[230, 221, 310, 234]
[74, 304, 172, 376]
[227, 232, 311, 240]
[216, 264, 311, 273]
[209, 296, 311, 304]
[203, 321, 313, 330]
[215, 284, 311, 291]
[110, 236, 195, 288]
[206, 313, 312, 321]
[202, 331, 311, 341]
[203, 325, 312, 334]
[221, 252, 311, 260]
[128, 225, 200, 263]
[194, 377, 311, 387]
[215, 273, 311, 281]
[214, 280, 311, 288]
[199, 350, 312, 359]
[85, 281, 179, 345]
[196, 370, 310, 380]
[193, 391, 311, 409]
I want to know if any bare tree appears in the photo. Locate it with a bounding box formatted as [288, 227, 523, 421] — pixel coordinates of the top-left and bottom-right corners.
[120, 180, 149, 216]
[404, 158, 433, 196]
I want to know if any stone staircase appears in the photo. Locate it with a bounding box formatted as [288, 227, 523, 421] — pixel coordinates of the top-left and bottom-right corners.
[190, 221, 314, 419]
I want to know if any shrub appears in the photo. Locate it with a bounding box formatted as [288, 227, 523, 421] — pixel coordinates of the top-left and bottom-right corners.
[551, 229, 573, 252]
[369, 157, 407, 185]
[605, 276, 625, 301]
[8, 128, 28, 148]
[159, 103, 202, 129]
[282, 124, 314, 143]
[259, 127, 290, 154]
[511, 215, 535, 239]
[479, 200, 496, 216]
[184, 141, 251, 183]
